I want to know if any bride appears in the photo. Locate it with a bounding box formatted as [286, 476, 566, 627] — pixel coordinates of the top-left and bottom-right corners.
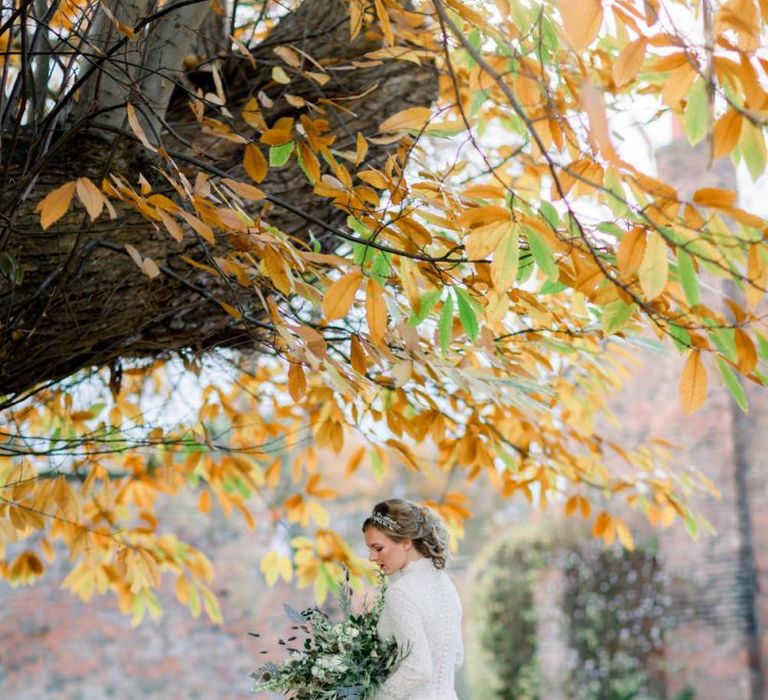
[362, 499, 464, 700]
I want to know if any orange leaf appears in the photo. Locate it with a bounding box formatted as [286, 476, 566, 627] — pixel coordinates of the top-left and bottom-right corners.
[36, 181, 76, 230]
[613, 37, 647, 87]
[713, 109, 743, 160]
[379, 107, 431, 133]
[199, 490, 212, 514]
[692, 187, 737, 209]
[735, 329, 757, 374]
[243, 143, 268, 183]
[288, 362, 307, 401]
[558, 0, 603, 51]
[350, 335, 367, 374]
[680, 349, 707, 414]
[323, 271, 363, 320]
[366, 278, 388, 344]
[617, 226, 647, 276]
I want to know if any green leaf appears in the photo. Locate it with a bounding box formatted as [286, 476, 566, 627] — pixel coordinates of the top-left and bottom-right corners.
[716, 357, 749, 413]
[269, 141, 294, 167]
[739, 121, 766, 181]
[369, 252, 391, 285]
[669, 324, 691, 352]
[539, 279, 567, 294]
[601, 299, 636, 335]
[517, 251, 535, 283]
[370, 448, 385, 477]
[469, 89, 489, 118]
[526, 228, 559, 281]
[407, 290, 441, 326]
[704, 320, 737, 363]
[684, 509, 699, 540]
[455, 287, 479, 341]
[439, 294, 454, 354]
[684, 77, 708, 146]
[539, 201, 559, 229]
[677, 249, 700, 307]
[757, 333, 768, 361]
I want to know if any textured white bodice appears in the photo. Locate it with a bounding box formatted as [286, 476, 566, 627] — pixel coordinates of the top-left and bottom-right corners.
[374, 557, 464, 700]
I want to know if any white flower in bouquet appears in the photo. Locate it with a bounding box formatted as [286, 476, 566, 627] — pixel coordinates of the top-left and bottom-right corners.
[250, 566, 409, 699]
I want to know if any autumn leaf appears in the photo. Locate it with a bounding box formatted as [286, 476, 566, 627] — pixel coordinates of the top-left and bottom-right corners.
[75, 178, 105, 221]
[322, 271, 363, 320]
[558, 0, 603, 51]
[613, 37, 647, 87]
[638, 231, 668, 300]
[680, 350, 707, 414]
[366, 278, 387, 344]
[36, 181, 76, 230]
[288, 362, 307, 401]
[243, 143, 268, 183]
[379, 107, 431, 133]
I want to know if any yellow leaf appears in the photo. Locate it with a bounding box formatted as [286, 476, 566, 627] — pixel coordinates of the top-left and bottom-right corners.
[615, 518, 635, 551]
[288, 362, 307, 401]
[158, 210, 183, 242]
[222, 178, 265, 201]
[374, 0, 394, 45]
[490, 226, 520, 292]
[379, 107, 431, 133]
[355, 132, 368, 166]
[323, 271, 363, 320]
[126, 103, 156, 152]
[179, 210, 215, 244]
[297, 140, 321, 184]
[75, 178, 105, 221]
[680, 349, 707, 414]
[365, 278, 388, 344]
[36, 181, 76, 230]
[558, 0, 603, 51]
[243, 143, 268, 183]
[746, 244, 767, 309]
[638, 230, 668, 300]
[613, 37, 647, 87]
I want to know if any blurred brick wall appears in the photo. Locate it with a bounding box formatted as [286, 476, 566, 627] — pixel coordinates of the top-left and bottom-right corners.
[612, 133, 768, 700]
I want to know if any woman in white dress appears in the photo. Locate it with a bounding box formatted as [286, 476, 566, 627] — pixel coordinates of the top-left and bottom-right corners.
[362, 499, 464, 700]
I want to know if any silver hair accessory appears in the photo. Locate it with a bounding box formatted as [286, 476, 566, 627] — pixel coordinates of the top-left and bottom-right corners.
[372, 512, 398, 530]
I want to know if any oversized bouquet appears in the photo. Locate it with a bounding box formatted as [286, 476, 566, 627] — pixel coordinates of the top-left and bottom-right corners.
[250, 568, 408, 699]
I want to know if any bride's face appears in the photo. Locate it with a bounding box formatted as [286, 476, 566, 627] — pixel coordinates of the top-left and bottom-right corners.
[364, 527, 408, 575]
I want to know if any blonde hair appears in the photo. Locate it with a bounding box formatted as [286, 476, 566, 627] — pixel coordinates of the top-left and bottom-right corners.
[362, 498, 450, 569]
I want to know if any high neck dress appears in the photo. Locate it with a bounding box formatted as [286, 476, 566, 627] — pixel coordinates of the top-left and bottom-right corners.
[374, 557, 464, 700]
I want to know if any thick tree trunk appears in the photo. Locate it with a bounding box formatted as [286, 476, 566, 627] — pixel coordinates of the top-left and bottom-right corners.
[0, 0, 437, 399]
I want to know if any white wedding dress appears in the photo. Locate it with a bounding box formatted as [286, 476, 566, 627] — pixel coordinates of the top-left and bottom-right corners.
[373, 557, 464, 700]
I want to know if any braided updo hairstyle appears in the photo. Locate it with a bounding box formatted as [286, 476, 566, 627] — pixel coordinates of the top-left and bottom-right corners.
[362, 498, 450, 569]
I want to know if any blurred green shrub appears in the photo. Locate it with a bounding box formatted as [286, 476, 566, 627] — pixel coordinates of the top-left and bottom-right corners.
[466, 527, 678, 700]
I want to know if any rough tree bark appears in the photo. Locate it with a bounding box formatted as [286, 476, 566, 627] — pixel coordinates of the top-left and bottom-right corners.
[0, 0, 437, 399]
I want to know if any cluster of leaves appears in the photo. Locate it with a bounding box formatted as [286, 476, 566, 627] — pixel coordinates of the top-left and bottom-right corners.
[2, 0, 768, 621]
[251, 567, 407, 699]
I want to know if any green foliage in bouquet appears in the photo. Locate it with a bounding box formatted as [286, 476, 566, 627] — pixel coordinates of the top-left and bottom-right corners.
[251, 567, 408, 699]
